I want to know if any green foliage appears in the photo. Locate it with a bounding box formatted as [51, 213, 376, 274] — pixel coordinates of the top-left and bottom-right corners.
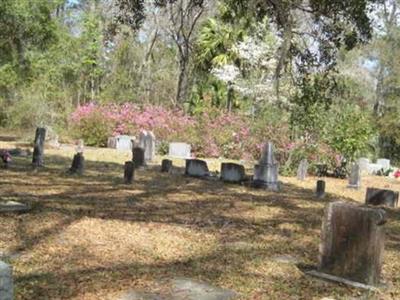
[325, 104, 374, 162]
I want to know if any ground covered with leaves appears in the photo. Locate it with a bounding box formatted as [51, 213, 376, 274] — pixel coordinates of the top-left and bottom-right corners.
[0, 140, 399, 299]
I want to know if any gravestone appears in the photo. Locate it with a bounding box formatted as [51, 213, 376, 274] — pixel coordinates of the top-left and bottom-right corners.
[161, 159, 173, 173]
[316, 202, 386, 287]
[69, 153, 84, 175]
[171, 278, 237, 300]
[315, 164, 328, 177]
[358, 158, 370, 174]
[348, 163, 361, 189]
[185, 159, 209, 177]
[252, 142, 279, 190]
[32, 127, 46, 167]
[107, 137, 117, 149]
[139, 131, 156, 161]
[0, 261, 13, 300]
[297, 159, 308, 181]
[316, 180, 326, 199]
[0, 201, 31, 213]
[132, 147, 145, 168]
[76, 139, 84, 153]
[377, 159, 391, 171]
[116, 135, 134, 151]
[220, 163, 245, 183]
[367, 163, 382, 175]
[124, 161, 135, 184]
[168, 142, 191, 159]
[366, 188, 399, 208]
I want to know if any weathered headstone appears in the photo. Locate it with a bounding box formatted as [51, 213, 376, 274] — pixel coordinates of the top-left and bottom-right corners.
[69, 153, 84, 175]
[32, 127, 46, 167]
[220, 163, 245, 183]
[161, 159, 173, 173]
[168, 142, 191, 159]
[0, 261, 13, 300]
[366, 188, 399, 208]
[315, 202, 386, 287]
[0, 201, 31, 213]
[252, 142, 279, 190]
[138, 131, 156, 161]
[297, 159, 309, 181]
[124, 161, 135, 184]
[316, 180, 326, 199]
[132, 147, 145, 168]
[377, 158, 391, 171]
[185, 159, 209, 177]
[107, 137, 117, 149]
[348, 163, 361, 189]
[358, 158, 370, 174]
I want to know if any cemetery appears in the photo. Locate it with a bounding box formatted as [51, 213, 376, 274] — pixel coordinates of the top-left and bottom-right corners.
[2, 1, 400, 299]
[0, 130, 399, 300]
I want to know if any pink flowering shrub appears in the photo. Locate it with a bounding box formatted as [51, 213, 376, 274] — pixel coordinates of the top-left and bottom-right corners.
[70, 102, 292, 161]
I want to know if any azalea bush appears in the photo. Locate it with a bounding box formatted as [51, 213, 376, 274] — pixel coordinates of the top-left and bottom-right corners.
[70, 102, 291, 161]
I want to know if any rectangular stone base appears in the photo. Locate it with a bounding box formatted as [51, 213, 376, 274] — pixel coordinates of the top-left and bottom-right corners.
[251, 180, 280, 191]
[306, 270, 380, 291]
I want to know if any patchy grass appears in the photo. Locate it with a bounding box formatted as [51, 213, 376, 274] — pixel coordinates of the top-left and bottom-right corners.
[0, 140, 399, 300]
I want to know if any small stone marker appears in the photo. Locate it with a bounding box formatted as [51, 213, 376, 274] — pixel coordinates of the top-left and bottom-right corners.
[32, 127, 46, 167]
[185, 159, 209, 177]
[0, 261, 13, 300]
[252, 142, 279, 190]
[161, 159, 173, 173]
[366, 187, 399, 208]
[316, 180, 326, 199]
[69, 153, 84, 175]
[138, 131, 156, 162]
[311, 202, 386, 288]
[124, 161, 135, 184]
[348, 163, 361, 189]
[132, 147, 145, 168]
[220, 163, 245, 183]
[0, 201, 31, 213]
[168, 142, 191, 158]
[297, 159, 308, 181]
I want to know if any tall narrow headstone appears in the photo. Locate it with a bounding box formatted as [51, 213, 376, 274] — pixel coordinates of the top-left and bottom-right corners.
[124, 161, 135, 184]
[348, 163, 361, 189]
[69, 153, 84, 175]
[132, 147, 145, 168]
[366, 188, 399, 208]
[138, 131, 156, 161]
[32, 127, 46, 167]
[297, 159, 309, 181]
[252, 142, 279, 190]
[316, 180, 326, 199]
[0, 261, 13, 300]
[318, 202, 386, 287]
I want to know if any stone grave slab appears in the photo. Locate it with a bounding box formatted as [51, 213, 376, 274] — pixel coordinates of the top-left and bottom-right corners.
[138, 131, 156, 161]
[316, 180, 326, 199]
[347, 163, 361, 189]
[309, 201, 386, 289]
[115, 135, 134, 151]
[358, 158, 370, 174]
[171, 278, 237, 300]
[118, 290, 162, 300]
[169, 142, 191, 159]
[161, 159, 173, 173]
[366, 187, 399, 208]
[132, 147, 145, 168]
[0, 201, 31, 213]
[185, 159, 209, 178]
[220, 163, 245, 183]
[297, 159, 308, 181]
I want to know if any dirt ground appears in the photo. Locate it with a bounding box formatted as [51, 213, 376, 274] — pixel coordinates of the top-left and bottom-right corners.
[0, 140, 399, 300]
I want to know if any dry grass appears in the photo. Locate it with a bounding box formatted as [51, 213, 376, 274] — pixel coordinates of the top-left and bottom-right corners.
[0, 139, 399, 300]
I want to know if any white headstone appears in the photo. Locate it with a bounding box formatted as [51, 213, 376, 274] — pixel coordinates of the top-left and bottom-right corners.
[138, 131, 156, 161]
[169, 142, 191, 159]
[377, 159, 391, 170]
[115, 135, 134, 151]
[358, 158, 370, 174]
[367, 163, 382, 175]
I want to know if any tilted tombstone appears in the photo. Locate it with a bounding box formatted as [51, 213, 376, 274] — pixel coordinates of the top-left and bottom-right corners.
[168, 142, 191, 159]
[0, 261, 13, 300]
[317, 202, 386, 287]
[185, 159, 209, 177]
[124, 161, 135, 184]
[220, 163, 245, 183]
[348, 163, 361, 189]
[366, 187, 399, 208]
[297, 159, 309, 181]
[316, 180, 326, 199]
[32, 127, 46, 167]
[161, 159, 173, 173]
[132, 147, 145, 168]
[252, 142, 279, 190]
[69, 153, 84, 175]
[138, 131, 156, 161]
